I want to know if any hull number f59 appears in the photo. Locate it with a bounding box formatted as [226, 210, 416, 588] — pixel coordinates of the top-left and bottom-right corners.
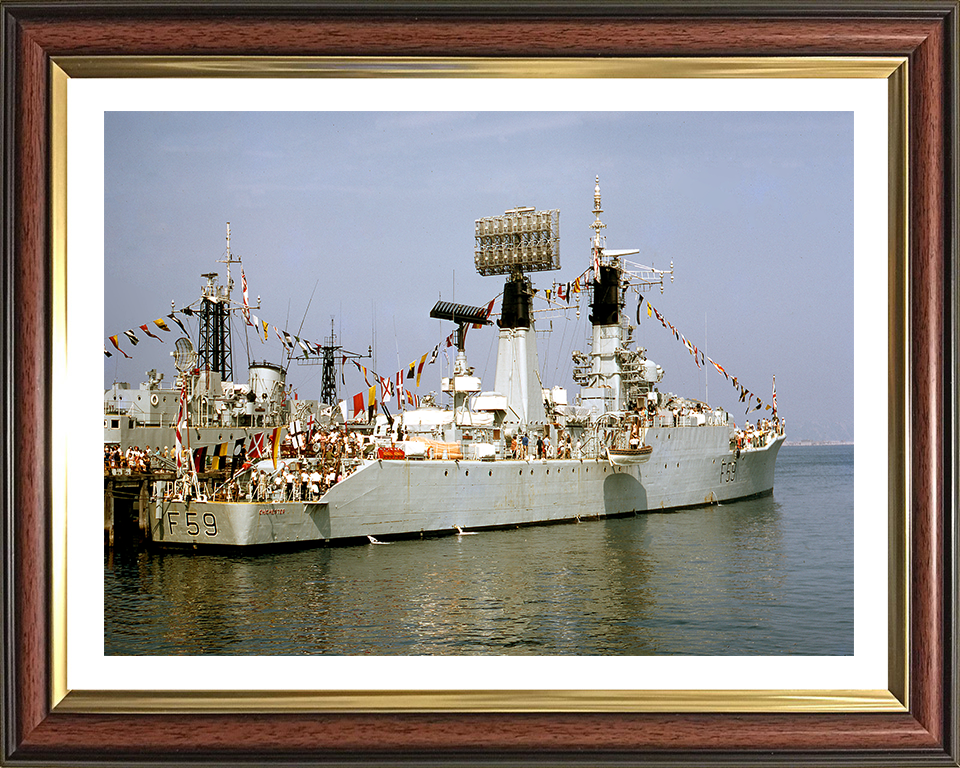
[167, 510, 218, 537]
[720, 460, 737, 484]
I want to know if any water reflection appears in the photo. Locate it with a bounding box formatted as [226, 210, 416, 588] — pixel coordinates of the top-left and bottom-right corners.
[106, 505, 781, 656]
[105, 446, 853, 656]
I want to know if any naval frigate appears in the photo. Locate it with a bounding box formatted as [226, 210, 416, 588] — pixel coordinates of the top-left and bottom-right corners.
[104, 224, 306, 471]
[150, 178, 785, 547]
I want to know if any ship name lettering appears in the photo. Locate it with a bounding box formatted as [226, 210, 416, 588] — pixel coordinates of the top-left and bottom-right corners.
[260, 508, 285, 516]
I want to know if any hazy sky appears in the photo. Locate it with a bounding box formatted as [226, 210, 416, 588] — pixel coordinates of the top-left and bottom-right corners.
[104, 111, 853, 441]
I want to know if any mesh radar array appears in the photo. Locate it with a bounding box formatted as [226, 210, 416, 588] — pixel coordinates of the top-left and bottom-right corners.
[474, 206, 560, 278]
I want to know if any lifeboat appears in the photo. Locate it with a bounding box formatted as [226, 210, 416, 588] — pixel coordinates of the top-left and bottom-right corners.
[607, 444, 653, 465]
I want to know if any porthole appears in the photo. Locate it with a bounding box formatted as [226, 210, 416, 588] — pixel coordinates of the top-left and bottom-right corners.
[489, 470, 492, 477]
[465, 470, 469, 477]
[519, 470, 523, 476]
[444, 470, 448, 476]
[546, 469, 550, 475]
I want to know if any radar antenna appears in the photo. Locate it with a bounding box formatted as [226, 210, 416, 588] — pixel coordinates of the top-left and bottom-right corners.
[218, 221, 240, 303]
[473, 204, 558, 429]
[196, 224, 241, 380]
[591, 176, 674, 294]
[296, 316, 371, 406]
[475, 206, 560, 281]
[173, 337, 197, 373]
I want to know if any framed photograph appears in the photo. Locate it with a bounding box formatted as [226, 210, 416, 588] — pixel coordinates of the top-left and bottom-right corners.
[2, 3, 957, 765]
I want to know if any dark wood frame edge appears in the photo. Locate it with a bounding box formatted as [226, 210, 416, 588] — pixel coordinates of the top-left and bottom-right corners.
[1, 3, 957, 765]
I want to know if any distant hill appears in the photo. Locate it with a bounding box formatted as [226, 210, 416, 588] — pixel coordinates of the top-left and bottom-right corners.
[778, 416, 853, 444]
[783, 440, 853, 446]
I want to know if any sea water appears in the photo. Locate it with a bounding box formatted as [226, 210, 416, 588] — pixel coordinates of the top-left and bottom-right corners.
[104, 444, 853, 656]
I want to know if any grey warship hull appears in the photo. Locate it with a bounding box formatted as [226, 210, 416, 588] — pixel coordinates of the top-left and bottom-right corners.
[153, 427, 783, 547]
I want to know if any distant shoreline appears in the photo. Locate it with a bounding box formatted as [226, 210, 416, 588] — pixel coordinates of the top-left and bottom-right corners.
[783, 441, 853, 446]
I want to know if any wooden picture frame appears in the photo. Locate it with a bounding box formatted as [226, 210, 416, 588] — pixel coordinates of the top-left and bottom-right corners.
[2, 3, 957, 765]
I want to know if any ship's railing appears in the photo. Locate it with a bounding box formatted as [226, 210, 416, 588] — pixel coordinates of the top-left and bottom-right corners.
[734, 420, 783, 451]
[648, 409, 730, 429]
[577, 432, 604, 459]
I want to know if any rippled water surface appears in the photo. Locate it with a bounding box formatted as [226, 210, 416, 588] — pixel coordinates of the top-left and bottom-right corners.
[105, 445, 853, 655]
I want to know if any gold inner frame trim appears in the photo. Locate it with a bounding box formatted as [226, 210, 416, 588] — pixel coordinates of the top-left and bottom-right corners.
[50, 56, 909, 715]
[50, 62, 69, 710]
[54, 55, 904, 79]
[57, 688, 905, 715]
[886, 62, 909, 711]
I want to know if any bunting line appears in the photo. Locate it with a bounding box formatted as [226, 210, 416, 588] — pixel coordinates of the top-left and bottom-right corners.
[643, 297, 776, 416]
[105, 291, 502, 425]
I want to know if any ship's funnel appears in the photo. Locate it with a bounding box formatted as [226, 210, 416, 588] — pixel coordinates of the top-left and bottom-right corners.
[248, 362, 286, 404]
[475, 205, 558, 432]
[590, 265, 620, 326]
[498, 278, 531, 329]
[581, 177, 626, 415]
[492, 276, 546, 429]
